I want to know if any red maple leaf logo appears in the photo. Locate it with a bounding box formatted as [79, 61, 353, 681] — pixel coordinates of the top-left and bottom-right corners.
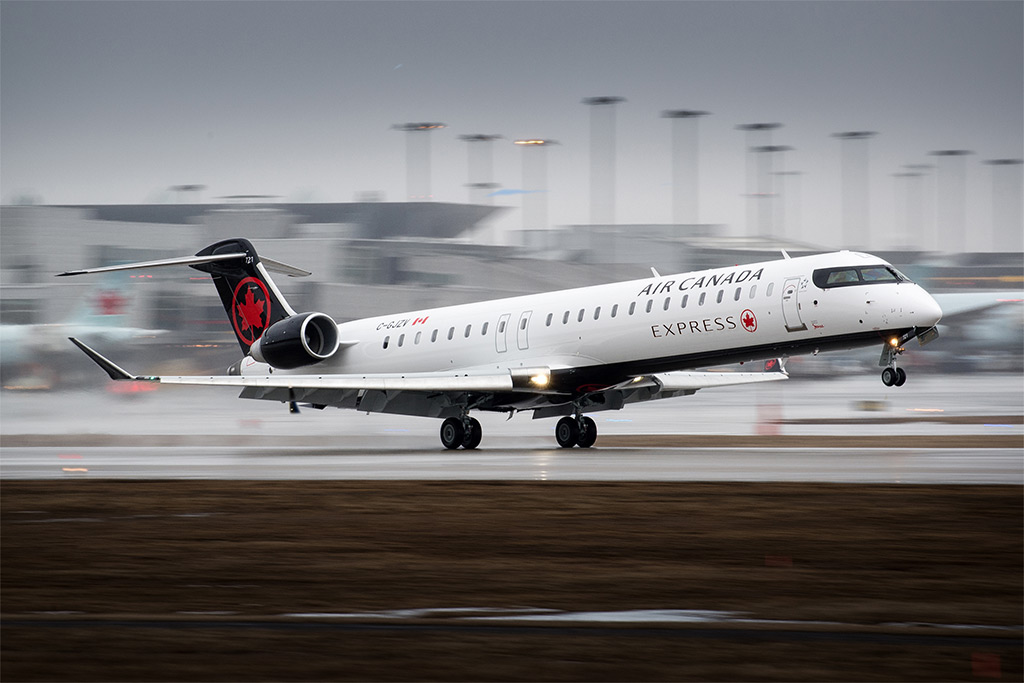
[94, 291, 127, 316]
[741, 309, 757, 332]
[236, 287, 265, 333]
[231, 277, 271, 346]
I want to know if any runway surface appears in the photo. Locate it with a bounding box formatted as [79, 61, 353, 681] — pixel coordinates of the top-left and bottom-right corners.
[1, 443, 1020, 483]
[2, 373, 1021, 483]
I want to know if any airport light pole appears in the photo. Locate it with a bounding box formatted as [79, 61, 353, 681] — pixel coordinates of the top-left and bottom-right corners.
[459, 134, 502, 205]
[928, 150, 973, 253]
[773, 170, 803, 244]
[983, 159, 1023, 253]
[736, 123, 782, 238]
[751, 145, 792, 240]
[833, 131, 877, 250]
[662, 110, 709, 225]
[514, 139, 558, 234]
[393, 123, 447, 201]
[583, 96, 626, 225]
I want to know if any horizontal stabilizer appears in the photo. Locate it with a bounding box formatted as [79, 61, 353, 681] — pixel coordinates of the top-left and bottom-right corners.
[57, 252, 310, 278]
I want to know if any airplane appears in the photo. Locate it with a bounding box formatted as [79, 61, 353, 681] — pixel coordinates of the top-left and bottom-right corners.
[59, 238, 942, 449]
[0, 271, 164, 389]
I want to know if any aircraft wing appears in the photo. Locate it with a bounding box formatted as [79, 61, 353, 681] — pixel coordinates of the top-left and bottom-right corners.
[69, 337, 552, 393]
[70, 337, 787, 418]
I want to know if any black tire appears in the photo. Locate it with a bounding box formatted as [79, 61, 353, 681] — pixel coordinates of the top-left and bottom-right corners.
[555, 416, 579, 448]
[576, 416, 597, 448]
[895, 367, 907, 386]
[462, 417, 482, 450]
[440, 417, 465, 450]
[881, 367, 896, 387]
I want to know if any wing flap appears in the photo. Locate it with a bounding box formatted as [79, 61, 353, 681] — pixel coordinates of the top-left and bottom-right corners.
[651, 369, 788, 391]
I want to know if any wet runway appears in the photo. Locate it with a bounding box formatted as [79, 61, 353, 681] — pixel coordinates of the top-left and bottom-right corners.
[1, 443, 1019, 483]
[2, 373, 1021, 483]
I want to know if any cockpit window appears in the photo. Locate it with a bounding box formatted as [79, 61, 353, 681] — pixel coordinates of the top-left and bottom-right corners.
[860, 267, 897, 282]
[813, 265, 910, 289]
[826, 269, 859, 285]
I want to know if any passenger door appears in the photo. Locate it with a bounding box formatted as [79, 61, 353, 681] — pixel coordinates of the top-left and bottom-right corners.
[781, 277, 807, 332]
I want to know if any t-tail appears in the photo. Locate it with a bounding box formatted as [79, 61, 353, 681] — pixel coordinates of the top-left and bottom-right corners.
[58, 238, 341, 369]
[190, 238, 297, 353]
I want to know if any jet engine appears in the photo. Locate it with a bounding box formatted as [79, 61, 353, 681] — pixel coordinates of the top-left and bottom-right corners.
[248, 312, 340, 370]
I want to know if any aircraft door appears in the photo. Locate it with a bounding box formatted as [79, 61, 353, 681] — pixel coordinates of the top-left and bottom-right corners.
[517, 310, 532, 350]
[495, 313, 511, 353]
[782, 277, 808, 332]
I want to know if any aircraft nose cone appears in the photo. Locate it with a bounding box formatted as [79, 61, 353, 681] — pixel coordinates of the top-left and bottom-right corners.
[917, 289, 942, 327]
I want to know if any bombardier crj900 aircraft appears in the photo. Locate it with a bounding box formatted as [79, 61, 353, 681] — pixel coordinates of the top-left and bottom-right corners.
[61, 238, 942, 449]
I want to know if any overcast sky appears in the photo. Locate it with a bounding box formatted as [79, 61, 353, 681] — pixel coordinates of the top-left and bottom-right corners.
[2, 1, 1021, 249]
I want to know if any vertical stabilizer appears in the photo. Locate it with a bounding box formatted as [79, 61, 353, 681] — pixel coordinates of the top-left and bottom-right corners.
[190, 239, 296, 352]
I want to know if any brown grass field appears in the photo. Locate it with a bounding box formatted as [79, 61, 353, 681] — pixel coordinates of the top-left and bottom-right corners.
[2, 480, 1021, 681]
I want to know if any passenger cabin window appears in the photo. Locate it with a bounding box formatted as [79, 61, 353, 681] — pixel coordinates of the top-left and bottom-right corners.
[594, 306, 601, 320]
[734, 287, 742, 301]
[499, 320, 507, 333]
[578, 309, 585, 322]
[716, 290, 724, 304]
[611, 304, 618, 318]
[481, 322, 489, 335]
[398, 334, 405, 347]
[645, 300, 653, 313]
[749, 285, 757, 299]
[663, 297, 671, 311]
[766, 283, 774, 297]
[464, 325, 472, 338]
[415, 331, 422, 345]
[812, 265, 907, 289]
[521, 318, 528, 330]
[681, 294, 688, 308]
[546, 313, 553, 326]
[562, 311, 570, 324]
[698, 292, 706, 306]
[383, 335, 390, 349]
[447, 327, 454, 340]
[629, 302, 636, 315]
[431, 330, 438, 342]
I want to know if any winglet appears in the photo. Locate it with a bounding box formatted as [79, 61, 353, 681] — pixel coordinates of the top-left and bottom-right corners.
[68, 337, 153, 382]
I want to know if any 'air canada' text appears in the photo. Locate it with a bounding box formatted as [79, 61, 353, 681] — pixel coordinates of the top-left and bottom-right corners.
[637, 268, 764, 297]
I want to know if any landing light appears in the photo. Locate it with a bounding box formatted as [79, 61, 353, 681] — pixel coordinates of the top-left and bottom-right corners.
[889, 337, 900, 347]
[530, 373, 550, 387]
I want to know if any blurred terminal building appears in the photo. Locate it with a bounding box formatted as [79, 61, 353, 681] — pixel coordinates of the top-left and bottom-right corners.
[1, 200, 1021, 368]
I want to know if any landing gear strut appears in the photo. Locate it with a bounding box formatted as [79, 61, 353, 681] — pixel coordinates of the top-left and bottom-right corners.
[879, 338, 909, 387]
[440, 415, 483, 450]
[555, 414, 597, 449]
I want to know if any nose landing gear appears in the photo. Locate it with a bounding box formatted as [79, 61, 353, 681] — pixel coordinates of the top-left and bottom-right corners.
[879, 337, 909, 387]
[881, 366, 907, 387]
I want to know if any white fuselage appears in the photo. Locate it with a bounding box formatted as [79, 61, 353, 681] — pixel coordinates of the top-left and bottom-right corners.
[247, 251, 942, 389]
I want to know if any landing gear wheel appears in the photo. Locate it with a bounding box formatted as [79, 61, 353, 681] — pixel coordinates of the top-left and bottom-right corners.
[576, 416, 598, 448]
[462, 417, 482, 450]
[440, 417, 465, 450]
[894, 367, 907, 387]
[881, 367, 897, 387]
[555, 416, 579, 448]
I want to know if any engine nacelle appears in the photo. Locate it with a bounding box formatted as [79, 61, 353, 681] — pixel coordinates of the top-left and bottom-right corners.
[248, 312, 340, 370]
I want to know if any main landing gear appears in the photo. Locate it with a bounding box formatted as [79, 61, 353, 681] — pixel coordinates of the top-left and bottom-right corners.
[438, 411, 599, 450]
[440, 415, 482, 450]
[555, 414, 597, 449]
